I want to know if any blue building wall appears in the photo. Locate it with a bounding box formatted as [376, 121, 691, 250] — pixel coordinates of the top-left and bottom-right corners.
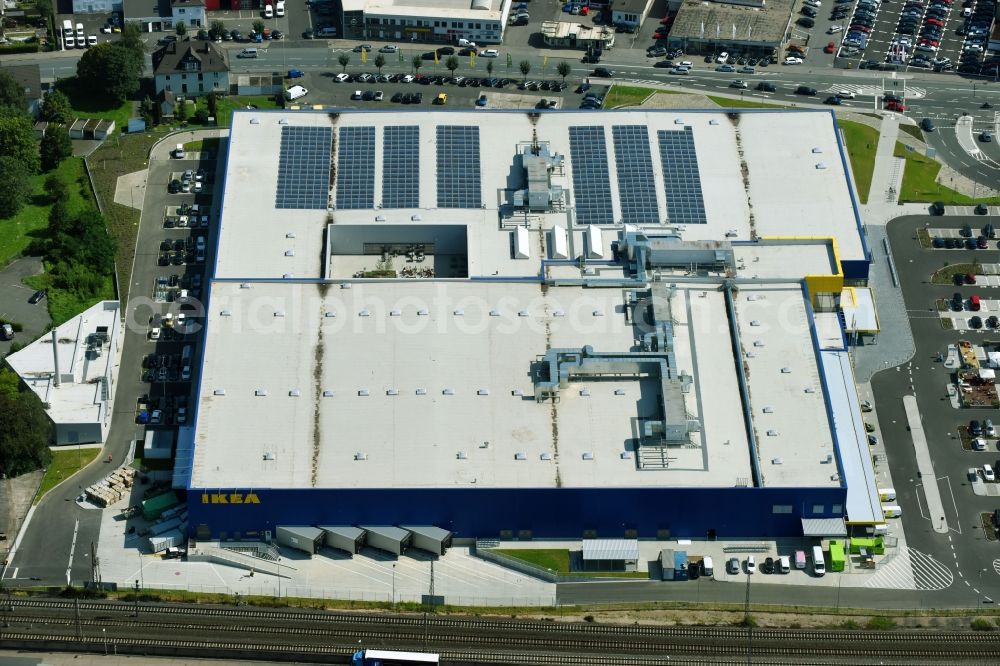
[187, 485, 847, 540]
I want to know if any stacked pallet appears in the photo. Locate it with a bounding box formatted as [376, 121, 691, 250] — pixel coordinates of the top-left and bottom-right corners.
[84, 468, 138, 507]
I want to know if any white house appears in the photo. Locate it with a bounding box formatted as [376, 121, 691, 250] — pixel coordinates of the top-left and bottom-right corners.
[153, 38, 230, 97]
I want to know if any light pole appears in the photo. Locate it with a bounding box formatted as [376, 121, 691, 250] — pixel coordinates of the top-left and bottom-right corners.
[277, 557, 281, 599]
[103, 628, 107, 655]
[391, 562, 397, 605]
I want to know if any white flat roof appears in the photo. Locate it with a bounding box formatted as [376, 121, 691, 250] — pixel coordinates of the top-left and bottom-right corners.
[362, 0, 506, 19]
[216, 109, 866, 281]
[842, 287, 879, 332]
[733, 241, 839, 280]
[191, 281, 752, 489]
[7, 301, 120, 428]
[737, 112, 865, 263]
[735, 284, 839, 488]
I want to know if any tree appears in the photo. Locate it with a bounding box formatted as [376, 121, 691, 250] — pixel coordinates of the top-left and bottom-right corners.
[40, 124, 73, 172]
[519, 59, 531, 82]
[374, 54, 386, 74]
[0, 70, 27, 115]
[446, 55, 459, 76]
[44, 173, 69, 203]
[0, 157, 30, 218]
[40, 89, 72, 124]
[412, 54, 423, 75]
[557, 60, 571, 83]
[194, 107, 209, 124]
[77, 42, 143, 106]
[252, 19, 265, 35]
[140, 95, 155, 127]
[338, 52, 350, 73]
[0, 114, 40, 174]
[175, 20, 186, 36]
[176, 98, 188, 122]
[119, 23, 145, 57]
[486, 60, 494, 77]
[207, 91, 218, 118]
[0, 377, 53, 478]
[210, 20, 225, 40]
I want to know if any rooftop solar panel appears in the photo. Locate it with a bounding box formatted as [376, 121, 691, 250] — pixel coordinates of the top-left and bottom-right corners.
[335, 126, 376, 210]
[275, 126, 333, 210]
[382, 125, 420, 209]
[436, 125, 481, 208]
[612, 125, 659, 225]
[657, 127, 707, 225]
[568, 126, 614, 225]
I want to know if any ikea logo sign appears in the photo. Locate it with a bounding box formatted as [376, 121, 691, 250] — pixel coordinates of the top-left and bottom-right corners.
[201, 492, 261, 505]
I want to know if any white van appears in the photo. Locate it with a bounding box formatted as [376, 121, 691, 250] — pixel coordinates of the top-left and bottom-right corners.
[811, 546, 826, 576]
[878, 487, 896, 502]
[883, 504, 902, 518]
[457, 38, 476, 47]
[264, 3, 274, 18]
[276, 0, 285, 16]
[173, 143, 185, 159]
[701, 556, 714, 577]
[76, 22, 84, 39]
[778, 555, 791, 573]
[63, 19, 74, 36]
[65, 35, 75, 48]
[284, 84, 308, 101]
[238, 48, 259, 58]
[794, 550, 806, 569]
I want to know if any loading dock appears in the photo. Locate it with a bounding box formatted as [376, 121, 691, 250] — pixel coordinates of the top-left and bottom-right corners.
[276, 526, 325, 555]
[319, 525, 366, 554]
[400, 525, 453, 556]
[361, 525, 412, 556]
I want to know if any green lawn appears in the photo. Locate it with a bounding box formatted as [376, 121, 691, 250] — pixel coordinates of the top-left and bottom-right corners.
[56, 77, 133, 132]
[837, 119, 880, 204]
[24, 271, 115, 327]
[497, 549, 571, 572]
[183, 95, 282, 128]
[894, 142, 1000, 205]
[35, 448, 101, 504]
[604, 85, 657, 108]
[182, 137, 222, 154]
[898, 124, 924, 142]
[88, 129, 168, 307]
[0, 158, 93, 268]
[708, 95, 787, 109]
[931, 263, 979, 284]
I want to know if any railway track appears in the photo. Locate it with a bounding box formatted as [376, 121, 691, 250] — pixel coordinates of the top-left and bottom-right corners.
[1, 597, 996, 664]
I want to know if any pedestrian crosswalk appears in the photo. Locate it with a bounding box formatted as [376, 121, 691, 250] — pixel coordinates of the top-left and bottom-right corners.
[864, 548, 954, 590]
[826, 84, 928, 99]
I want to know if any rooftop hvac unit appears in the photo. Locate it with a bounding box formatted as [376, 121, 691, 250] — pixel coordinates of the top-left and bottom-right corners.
[390, 309, 401, 317]
[289, 389, 301, 397]
[762, 406, 774, 413]
[284, 250, 295, 257]
[323, 390, 334, 397]
[477, 389, 490, 396]
[386, 389, 399, 396]
[750, 320, 761, 326]
[453, 309, 464, 316]
[514, 452, 527, 460]
[355, 452, 368, 460]
[286, 232, 296, 238]
[709, 119, 720, 125]
[417, 309, 429, 316]
[255, 389, 268, 397]
[540, 452, 553, 461]
[274, 311, 285, 317]
[457, 451, 467, 459]
[443, 388, 455, 395]
[264, 452, 276, 460]
[582, 452, 595, 461]
[518, 310, 529, 317]
[766, 429, 778, 437]
[325, 311, 337, 318]
[359, 309, 371, 317]
[489, 310, 501, 317]
[283, 273, 294, 279]
[805, 387, 816, 393]
[511, 389, 524, 396]
[214, 388, 226, 396]
[341, 283, 352, 289]
[771, 457, 783, 465]
[614, 389, 626, 396]
[592, 310, 604, 317]
[358, 389, 370, 396]
[579, 389, 591, 396]
[781, 367, 792, 374]
[240, 283, 251, 289]
[415, 388, 427, 395]
[553, 310, 565, 317]
[220, 310, 232, 317]
[754, 340, 765, 347]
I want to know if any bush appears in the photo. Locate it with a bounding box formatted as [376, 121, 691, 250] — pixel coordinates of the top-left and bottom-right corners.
[0, 156, 32, 218]
[0, 42, 40, 54]
[971, 618, 996, 631]
[193, 107, 210, 124]
[865, 616, 896, 631]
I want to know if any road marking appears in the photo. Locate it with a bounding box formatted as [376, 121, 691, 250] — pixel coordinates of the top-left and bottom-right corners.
[865, 547, 954, 590]
[66, 518, 79, 585]
[11, 568, 16, 579]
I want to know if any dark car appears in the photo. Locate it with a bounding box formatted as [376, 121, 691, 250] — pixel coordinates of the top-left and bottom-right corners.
[933, 237, 945, 248]
[798, 17, 816, 27]
[168, 179, 181, 194]
[971, 316, 984, 329]
[689, 562, 701, 579]
[592, 67, 615, 77]
[795, 85, 818, 96]
[436, 46, 455, 56]
[921, 118, 936, 131]
[931, 201, 945, 215]
[962, 224, 974, 237]
[28, 289, 46, 304]
[824, 96, 842, 105]
[978, 236, 989, 249]
[953, 292, 965, 310]
[756, 82, 776, 92]
[976, 204, 989, 215]
[762, 557, 774, 574]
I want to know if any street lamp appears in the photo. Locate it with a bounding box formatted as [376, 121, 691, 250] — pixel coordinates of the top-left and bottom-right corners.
[391, 562, 397, 605]
[103, 628, 107, 655]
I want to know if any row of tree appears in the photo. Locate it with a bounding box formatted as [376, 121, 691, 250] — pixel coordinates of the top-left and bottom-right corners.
[333, 52, 572, 84]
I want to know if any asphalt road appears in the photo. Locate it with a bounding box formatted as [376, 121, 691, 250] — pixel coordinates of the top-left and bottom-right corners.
[2, 142, 220, 586]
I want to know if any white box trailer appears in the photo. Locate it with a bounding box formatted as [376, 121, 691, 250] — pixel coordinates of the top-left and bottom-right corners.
[276, 525, 324, 555]
[360, 525, 412, 556]
[400, 525, 452, 556]
[319, 525, 366, 554]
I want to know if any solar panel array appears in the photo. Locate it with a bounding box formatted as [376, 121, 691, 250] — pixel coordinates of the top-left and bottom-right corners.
[612, 125, 659, 225]
[276, 126, 333, 209]
[436, 125, 481, 208]
[335, 126, 376, 210]
[657, 127, 707, 225]
[382, 126, 420, 209]
[568, 126, 614, 225]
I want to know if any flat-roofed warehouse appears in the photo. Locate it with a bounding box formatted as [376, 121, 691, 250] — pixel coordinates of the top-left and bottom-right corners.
[666, 0, 796, 57]
[177, 107, 880, 544]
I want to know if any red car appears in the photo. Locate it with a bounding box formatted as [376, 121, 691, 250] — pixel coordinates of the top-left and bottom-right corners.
[851, 24, 873, 32]
[824, 41, 836, 53]
[886, 100, 908, 112]
[926, 17, 944, 26]
[660, 15, 673, 25]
